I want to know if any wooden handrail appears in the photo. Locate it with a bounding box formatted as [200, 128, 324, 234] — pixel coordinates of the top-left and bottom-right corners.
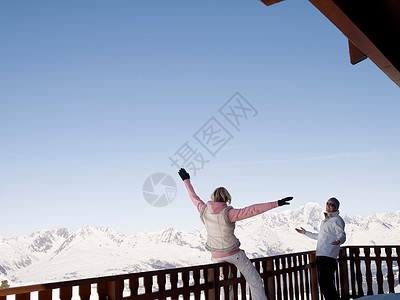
[1, 246, 399, 300]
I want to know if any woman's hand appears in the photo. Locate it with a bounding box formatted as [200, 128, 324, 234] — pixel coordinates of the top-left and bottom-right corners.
[178, 168, 190, 181]
[278, 197, 293, 206]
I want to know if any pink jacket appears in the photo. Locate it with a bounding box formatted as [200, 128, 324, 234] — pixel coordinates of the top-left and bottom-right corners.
[183, 179, 279, 258]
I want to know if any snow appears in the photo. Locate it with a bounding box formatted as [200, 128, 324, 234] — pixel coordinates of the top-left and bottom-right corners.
[0, 203, 399, 286]
[358, 294, 400, 299]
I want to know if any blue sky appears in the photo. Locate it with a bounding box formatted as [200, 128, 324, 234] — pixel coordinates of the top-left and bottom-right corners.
[1, 0, 399, 238]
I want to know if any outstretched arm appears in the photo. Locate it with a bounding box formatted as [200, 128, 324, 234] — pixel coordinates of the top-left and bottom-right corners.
[304, 229, 319, 240]
[228, 202, 278, 222]
[179, 168, 205, 212]
[228, 197, 293, 222]
[295, 227, 319, 240]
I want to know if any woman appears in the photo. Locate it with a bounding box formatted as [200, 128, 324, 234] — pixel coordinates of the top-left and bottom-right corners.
[178, 168, 293, 300]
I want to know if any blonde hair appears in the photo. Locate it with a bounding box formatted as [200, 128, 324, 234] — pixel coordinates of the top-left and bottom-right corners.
[211, 187, 231, 204]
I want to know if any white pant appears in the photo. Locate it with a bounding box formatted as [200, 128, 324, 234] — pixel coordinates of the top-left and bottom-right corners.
[212, 250, 268, 300]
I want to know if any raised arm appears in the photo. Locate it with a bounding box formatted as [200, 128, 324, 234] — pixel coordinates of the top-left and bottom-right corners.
[183, 179, 205, 212]
[179, 168, 205, 212]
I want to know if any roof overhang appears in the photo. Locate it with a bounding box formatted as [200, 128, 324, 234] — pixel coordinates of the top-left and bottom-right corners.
[261, 0, 400, 88]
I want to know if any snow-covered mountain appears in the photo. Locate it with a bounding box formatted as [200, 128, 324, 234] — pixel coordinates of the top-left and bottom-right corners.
[1, 203, 399, 287]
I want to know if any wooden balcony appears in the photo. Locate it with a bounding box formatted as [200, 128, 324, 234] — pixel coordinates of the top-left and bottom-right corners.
[1, 245, 399, 300]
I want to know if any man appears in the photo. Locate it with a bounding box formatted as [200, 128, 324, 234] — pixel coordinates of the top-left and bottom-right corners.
[295, 197, 346, 300]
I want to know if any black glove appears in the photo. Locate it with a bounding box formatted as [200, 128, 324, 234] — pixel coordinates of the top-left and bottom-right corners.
[278, 197, 293, 206]
[178, 168, 190, 181]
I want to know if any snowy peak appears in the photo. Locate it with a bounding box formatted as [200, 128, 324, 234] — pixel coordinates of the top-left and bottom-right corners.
[55, 228, 72, 239]
[29, 231, 57, 253]
[54, 226, 125, 256]
[24, 228, 73, 254]
[159, 228, 181, 243]
[76, 226, 125, 245]
[344, 211, 400, 229]
[1, 204, 399, 287]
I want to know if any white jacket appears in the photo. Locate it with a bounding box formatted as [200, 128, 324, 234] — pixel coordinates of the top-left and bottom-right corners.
[305, 210, 346, 259]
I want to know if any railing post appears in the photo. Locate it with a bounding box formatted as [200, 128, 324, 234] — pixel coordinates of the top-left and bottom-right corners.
[364, 247, 374, 296]
[97, 282, 108, 300]
[266, 259, 275, 300]
[60, 287, 72, 300]
[309, 253, 319, 300]
[16, 294, 30, 300]
[79, 284, 91, 300]
[207, 267, 218, 300]
[107, 280, 123, 300]
[375, 247, 384, 294]
[38, 289, 52, 300]
[396, 247, 400, 289]
[353, 248, 364, 297]
[385, 247, 395, 293]
[338, 247, 350, 300]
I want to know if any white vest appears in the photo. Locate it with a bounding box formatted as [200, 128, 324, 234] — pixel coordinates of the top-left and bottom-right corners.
[200, 205, 241, 253]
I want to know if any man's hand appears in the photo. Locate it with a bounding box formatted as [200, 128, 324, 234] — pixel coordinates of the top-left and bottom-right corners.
[178, 168, 190, 181]
[278, 196, 293, 206]
[331, 239, 341, 245]
[295, 227, 306, 234]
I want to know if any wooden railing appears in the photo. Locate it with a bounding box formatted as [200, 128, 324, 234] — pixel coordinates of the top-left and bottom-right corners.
[337, 245, 400, 299]
[0, 246, 398, 300]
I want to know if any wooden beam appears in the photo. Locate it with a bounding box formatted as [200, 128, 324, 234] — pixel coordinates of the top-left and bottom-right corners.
[308, 0, 400, 87]
[260, 0, 285, 6]
[348, 39, 367, 65]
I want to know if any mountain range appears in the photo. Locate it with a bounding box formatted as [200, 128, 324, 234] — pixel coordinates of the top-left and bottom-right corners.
[1, 203, 399, 287]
